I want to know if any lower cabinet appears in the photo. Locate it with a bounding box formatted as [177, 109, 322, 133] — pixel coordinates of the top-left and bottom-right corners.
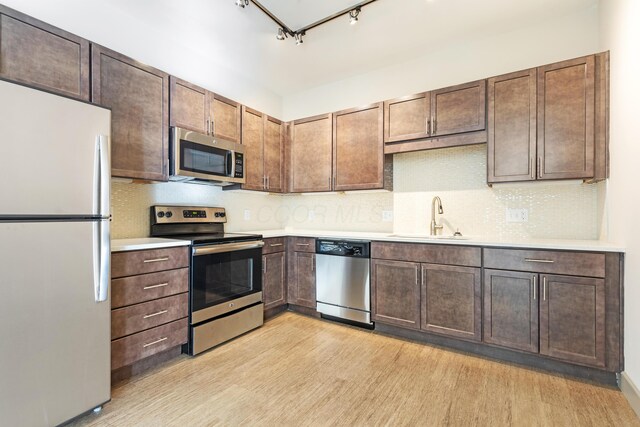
[287, 237, 316, 308]
[371, 259, 420, 330]
[262, 238, 287, 311]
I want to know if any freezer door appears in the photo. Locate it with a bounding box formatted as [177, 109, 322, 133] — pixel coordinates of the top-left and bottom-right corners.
[0, 221, 110, 426]
[0, 80, 111, 216]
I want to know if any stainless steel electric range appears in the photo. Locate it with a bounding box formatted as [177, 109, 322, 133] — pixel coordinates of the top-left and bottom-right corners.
[150, 205, 264, 355]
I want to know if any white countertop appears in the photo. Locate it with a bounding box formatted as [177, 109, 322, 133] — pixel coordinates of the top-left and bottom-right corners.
[239, 229, 625, 252]
[111, 238, 191, 252]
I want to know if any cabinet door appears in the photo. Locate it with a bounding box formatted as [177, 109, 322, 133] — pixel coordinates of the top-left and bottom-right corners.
[0, 5, 89, 100]
[264, 115, 284, 193]
[431, 80, 486, 137]
[384, 93, 430, 143]
[210, 93, 241, 144]
[263, 252, 286, 310]
[288, 252, 316, 308]
[333, 103, 384, 191]
[92, 45, 168, 181]
[487, 69, 537, 183]
[241, 106, 265, 191]
[371, 259, 420, 330]
[421, 264, 481, 341]
[291, 114, 333, 193]
[540, 274, 605, 367]
[537, 55, 595, 180]
[169, 77, 208, 134]
[483, 269, 539, 353]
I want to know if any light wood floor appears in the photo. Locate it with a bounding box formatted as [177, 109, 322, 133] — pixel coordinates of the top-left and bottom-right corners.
[72, 312, 639, 426]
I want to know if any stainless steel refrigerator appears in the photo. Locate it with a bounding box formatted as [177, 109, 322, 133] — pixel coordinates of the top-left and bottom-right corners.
[0, 79, 112, 426]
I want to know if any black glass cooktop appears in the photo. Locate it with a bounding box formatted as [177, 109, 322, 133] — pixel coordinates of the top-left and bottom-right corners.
[167, 232, 262, 245]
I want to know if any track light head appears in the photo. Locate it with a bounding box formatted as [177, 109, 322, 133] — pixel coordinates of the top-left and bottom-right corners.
[235, 0, 249, 8]
[294, 32, 304, 45]
[276, 28, 286, 41]
[349, 8, 360, 25]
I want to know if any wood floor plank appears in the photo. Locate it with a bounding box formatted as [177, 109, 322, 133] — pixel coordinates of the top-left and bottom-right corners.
[70, 312, 639, 427]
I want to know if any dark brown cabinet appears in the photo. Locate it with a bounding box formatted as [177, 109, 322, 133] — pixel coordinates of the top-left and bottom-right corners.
[371, 259, 421, 330]
[92, 45, 169, 181]
[241, 107, 284, 192]
[169, 77, 208, 134]
[290, 114, 333, 193]
[210, 94, 241, 144]
[421, 264, 481, 341]
[488, 54, 608, 184]
[287, 237, 316, 308]
[383, 80, 486, 154]
[0, 5, 90, 101]
[333, 103, 391, 191]
[262, 238, 287, 311]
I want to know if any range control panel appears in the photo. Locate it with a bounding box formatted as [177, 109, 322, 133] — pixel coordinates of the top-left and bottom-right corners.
[316, 239, 370, 258]
[151, 205, 226, 224]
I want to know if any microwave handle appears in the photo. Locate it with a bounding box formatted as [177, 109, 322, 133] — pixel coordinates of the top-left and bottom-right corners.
[227, 151, 233, 177]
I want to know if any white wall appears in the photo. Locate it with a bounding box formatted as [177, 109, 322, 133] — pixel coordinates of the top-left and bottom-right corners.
[599, 0, 640, 403]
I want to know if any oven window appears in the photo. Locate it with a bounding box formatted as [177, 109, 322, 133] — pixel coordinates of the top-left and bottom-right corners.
[191, 247, 262, 312]
[180, 140, 229, 177]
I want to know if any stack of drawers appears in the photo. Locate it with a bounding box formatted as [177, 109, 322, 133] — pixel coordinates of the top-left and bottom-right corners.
[111, 246, 190, 371]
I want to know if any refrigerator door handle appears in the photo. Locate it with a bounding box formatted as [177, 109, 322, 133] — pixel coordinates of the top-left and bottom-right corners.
[98, 135, 111, 218]
[93, 135, 111, 302]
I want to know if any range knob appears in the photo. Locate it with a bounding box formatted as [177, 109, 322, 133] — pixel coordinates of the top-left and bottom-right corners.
[165, 211, 173, 218]
[157, 211, 165, 218]
[214, 212, 221, 218]
[220, 212, 226, 218]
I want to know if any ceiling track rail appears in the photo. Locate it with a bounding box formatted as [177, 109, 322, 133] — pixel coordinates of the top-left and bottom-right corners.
[250, 0, 379, 36]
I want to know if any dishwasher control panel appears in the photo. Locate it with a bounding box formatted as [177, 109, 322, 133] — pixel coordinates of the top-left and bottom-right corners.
[316, 239, 370, 258]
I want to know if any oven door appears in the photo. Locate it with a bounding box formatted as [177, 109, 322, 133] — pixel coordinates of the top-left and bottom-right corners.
[191, 240, 263, 324]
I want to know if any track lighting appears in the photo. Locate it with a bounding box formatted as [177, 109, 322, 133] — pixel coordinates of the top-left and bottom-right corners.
[276, 28, 286, 41]
[349, 8, 360, 25]
[294, 32, 304, 45]
[235, 0, 249, 8]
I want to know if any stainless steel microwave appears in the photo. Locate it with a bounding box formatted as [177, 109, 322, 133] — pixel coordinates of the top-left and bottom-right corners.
[169, 127, 245, 186]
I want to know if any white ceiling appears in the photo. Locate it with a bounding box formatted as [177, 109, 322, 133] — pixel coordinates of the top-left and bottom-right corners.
[258, 0, 365, 30]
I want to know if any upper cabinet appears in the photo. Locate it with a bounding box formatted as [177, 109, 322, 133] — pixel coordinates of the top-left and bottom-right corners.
[210, 94, 241, 144]
[488, 53, 608, 184]
[0, 5, 90, 101]
[263, 115, 285, 193]
[92, 45, 169, 181]
[384, 80, 487, 154]
[290, 114, 333, 193]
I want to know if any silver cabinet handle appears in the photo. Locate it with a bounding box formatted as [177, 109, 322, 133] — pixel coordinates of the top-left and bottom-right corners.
[270, 243, 283, 247]
[533, 275, 537, 300]
[143, 282, 169, 290]
[206, 119, 210, 135]
[143, 257, 169, 263]
[143, 337, 167, 348]
[143, 310, 168, 319]
[211, 119, 215, 135]
[426, 118, 431, 135]
[543, 276, 547, 301]
[296, 243, 310, 246]
[524, 258, 555, 263]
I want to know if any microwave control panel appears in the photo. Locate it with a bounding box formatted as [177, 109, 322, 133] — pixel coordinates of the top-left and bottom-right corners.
[234, 153, 244, 178]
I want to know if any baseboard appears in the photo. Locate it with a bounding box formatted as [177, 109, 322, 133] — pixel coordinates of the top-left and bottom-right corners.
[621, 372, 640, 418]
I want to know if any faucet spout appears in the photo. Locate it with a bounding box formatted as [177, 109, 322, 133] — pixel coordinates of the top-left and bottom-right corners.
[430, 196, 444, 236]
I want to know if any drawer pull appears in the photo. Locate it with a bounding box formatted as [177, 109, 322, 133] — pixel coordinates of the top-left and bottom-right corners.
[143, 257, 169, 263]
[142, 337, 167, 348]
[270, 243, 283, 247]
[143, 310, 168, 319]
[524, 258, 555, 264]
[143, 282, 169, 290]
[296, 243, 310, 246]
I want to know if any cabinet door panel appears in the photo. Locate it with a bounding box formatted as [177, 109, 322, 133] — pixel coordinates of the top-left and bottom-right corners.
[0, 5, 89, 100]
[333, 103, 384, 191]
[92, 45, 168, 181]
[241, 106, 265, 191]
[488, 69, 536, 183]
[540, 274, 605, 367]
[211, 94, 241, 143]
[264, 116, 284, 193]
[421, 264, 481, 341]
[483, 269, 539, 352]
[263, 252, 286, 310]
[431, 80, 486, 137]
[291, 114, 332, 192]
[289, 252, 316, 308]
[371, 259, 420, 329]
[384, 93, 430, 143]
[169, 77, 207, 134]
[537, 55, 595, 180]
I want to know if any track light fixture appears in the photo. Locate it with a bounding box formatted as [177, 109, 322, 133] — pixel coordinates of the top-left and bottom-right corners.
[294, 32, 304, 45]
[276, 27, 286, 41]
[235, 0, 249, 8]
[349, 8, 360, 25]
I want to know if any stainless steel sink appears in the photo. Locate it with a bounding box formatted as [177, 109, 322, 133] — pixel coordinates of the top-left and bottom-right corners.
[388, 234, 470, 241]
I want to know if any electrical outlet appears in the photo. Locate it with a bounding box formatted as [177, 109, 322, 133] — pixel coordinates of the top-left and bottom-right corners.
[243, 209, 251, 221]
[506, 208, 528, 223]
[382, 210, 393, 222]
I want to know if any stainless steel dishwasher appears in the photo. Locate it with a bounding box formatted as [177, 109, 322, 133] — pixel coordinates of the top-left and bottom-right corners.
[315, 239, 372, 327]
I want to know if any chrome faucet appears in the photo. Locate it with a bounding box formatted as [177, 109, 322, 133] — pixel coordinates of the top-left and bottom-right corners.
[430, 196, 444, 236]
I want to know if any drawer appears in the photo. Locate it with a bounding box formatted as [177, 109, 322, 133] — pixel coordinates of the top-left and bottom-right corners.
[483, 248, 605, 278]
[111, 268, 189, 309]
[372, 242, 481, 267]
[111, 318, 187, 370]
[262, 237, 286, 254]
[111, 246, 189, 279]
[289, 237, 315, 253]
[111, 293, 188, 340]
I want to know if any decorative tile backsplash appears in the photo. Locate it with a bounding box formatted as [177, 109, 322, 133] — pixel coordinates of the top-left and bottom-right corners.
[111, 144, 606, 240]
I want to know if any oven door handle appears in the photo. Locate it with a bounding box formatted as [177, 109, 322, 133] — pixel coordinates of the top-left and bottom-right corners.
[193, 240, 264, 256]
